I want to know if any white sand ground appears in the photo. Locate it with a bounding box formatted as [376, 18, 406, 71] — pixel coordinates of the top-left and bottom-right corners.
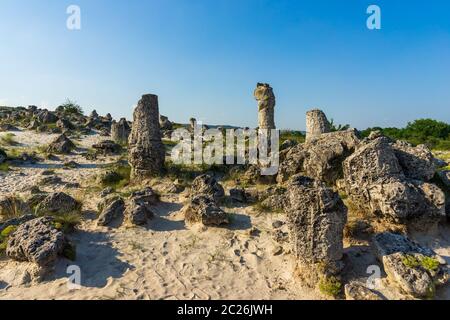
[0, 129, 448, 300]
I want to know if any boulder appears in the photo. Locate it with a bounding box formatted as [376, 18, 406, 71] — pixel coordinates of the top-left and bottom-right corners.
[97, 196, 125, 227]
[277, 129, 360, 184]
[47, 134, 76, 154]
[35, 192, 79, 216]
[183, 195, 229, 226]
[159, 115, 173, 131]
[6, 217, 65, 268]
[392, 140, 436, 181]
[343, 137, 445, 231]
[190, 174, 225, 202]
[56, 118, 74, 131]
[373, 232, 448, 298]
[92, 140, 121, 155]
[36, 110, 58, 124]
[126, 188, 158, 225]
[344, 282, 383, 300]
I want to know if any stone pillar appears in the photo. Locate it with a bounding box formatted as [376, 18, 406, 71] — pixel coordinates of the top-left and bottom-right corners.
[285, 175, 347, 286]
[254, 83, 275, 129]
[306, 109, 330, 141]
[111, 118, 131, 144]
[128, 94, 165, 179]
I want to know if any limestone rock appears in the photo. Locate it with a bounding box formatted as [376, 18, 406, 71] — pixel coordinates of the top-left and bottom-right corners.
[190, 174, 225, 202]
[56, 118, 74, 131]
[305, 109, 330, 141]
[392, 140, 436, 181]
[111, 118, 131, 144]
[0, 214, 35, 233]
[35, 192, 79, 216]
[126, 188, 158, 225]
[343, 137, 445, 230]
[97, 196, 125, 227]
[344, 282, 383, 300]
[128, 94, 165, 179]
[285, 175, 347, 264]
[254, 83, 275, 129]
[277, 129, 360, 184]
[183, 195, 229, 226]
[36, 110, 58, 124]
[47, 134, 76, 154]
[92, 140, 121, 155]
[6, 217, 65, 268]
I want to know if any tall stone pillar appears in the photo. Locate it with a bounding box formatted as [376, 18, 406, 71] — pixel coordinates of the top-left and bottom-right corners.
[254, 83, 275, 129]
[306, 109, 330, 141]
[128, 94, 165, 179]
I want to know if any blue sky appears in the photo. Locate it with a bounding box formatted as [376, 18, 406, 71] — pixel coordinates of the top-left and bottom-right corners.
[0, 0, 449, 130]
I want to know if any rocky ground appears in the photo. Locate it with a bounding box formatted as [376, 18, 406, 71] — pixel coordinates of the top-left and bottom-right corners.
[0, 104, 449, 300]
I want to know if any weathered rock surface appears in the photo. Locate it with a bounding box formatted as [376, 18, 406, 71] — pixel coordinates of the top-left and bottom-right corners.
[343, 137, 445, 230]
[0, 148, 6, 163]
[128, 94, 165, 179]
[0, 214, 35, 233]
[373, 232, 448, 298]
[36, 110, 58, 124]
[97, 196, 125, 227]
[277, 129, 360, 184]
[183, 195, 229, 226]
[92, 140, 121, 155]
[126, 188, 158, 225]
[6, 217, 65, 268]
[305, 109, 330, 141]
[392, 140, 436, 181]
[254, 83, 275, 129]
[56, 118, 74, 131]
[285, 175, 347, 264]
[111, 118, 131, 144]
[159, 115, 173, 131]
[47, 134, 76, 154]
[344, 282, 383, 300]
[35, 192, 79, 216]
[190, 174, 225, 202]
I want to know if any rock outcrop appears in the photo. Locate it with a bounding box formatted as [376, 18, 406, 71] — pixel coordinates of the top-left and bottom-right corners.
[190, 174, 225, 202]
[343, 137, 445, 231]
[111, 118, 131, 144]
[305, 109, 330, 141]
[373, 232, 448, 298]
[277, 129, 360, 184]
[97, 196, 125, 227]
[35, 192, 79, 216]
[126, 188, 159, 225]
[92, 140, 121, 155]
[285, 175, 347, 286]
[183, 195, 229, 226]
[47, 134, 76, 154]
[6, 217, 65, 268]
[128, 94, 165, 179]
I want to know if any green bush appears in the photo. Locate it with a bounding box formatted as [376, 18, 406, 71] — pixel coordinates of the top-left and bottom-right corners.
[318, 275, 342, 298]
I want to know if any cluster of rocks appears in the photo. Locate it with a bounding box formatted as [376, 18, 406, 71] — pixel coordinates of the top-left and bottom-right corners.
[182, 174, 229, 227]
[97, 187, 159, 227]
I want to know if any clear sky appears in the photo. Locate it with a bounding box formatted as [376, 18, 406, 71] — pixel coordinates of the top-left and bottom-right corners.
[0, 0, 449, 130]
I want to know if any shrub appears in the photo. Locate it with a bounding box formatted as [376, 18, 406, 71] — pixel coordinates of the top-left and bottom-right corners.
[0, 133, 18, 146]
[318, 275, 342, 298]
[56, 99, 83, 116]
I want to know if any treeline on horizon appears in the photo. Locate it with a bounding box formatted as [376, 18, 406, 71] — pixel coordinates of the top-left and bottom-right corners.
[360, 119, 450, 150]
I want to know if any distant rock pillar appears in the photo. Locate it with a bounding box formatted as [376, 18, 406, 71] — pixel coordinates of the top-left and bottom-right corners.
[306, 109, 330, 141]
[128, 94, 165, 179]
[254, 83, 276, 130]
[111, 118, 131, 144]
